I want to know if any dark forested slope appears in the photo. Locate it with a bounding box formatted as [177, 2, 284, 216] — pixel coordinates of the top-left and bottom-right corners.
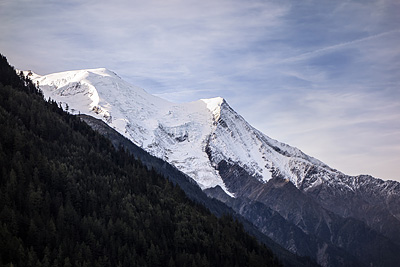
[0, 54, 281, 267]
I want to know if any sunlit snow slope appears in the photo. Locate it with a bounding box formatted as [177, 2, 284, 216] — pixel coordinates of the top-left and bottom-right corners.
[29, 68, 337, 196]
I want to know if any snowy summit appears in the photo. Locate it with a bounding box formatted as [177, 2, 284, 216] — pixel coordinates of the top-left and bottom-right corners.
[30, 68, 349, 197]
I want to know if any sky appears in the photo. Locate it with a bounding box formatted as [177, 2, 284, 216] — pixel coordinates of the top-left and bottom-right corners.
[1, 0, 399, 181]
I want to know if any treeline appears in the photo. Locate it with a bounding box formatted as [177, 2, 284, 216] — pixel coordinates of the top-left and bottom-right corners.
[0, 54, 281, 267]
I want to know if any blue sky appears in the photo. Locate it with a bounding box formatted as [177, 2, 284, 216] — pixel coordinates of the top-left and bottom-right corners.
[1, 0, 399, 181]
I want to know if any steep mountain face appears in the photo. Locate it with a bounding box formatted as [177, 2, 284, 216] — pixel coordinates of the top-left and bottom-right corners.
[78, 114, 318, 267]
[29, 68, 400, 266]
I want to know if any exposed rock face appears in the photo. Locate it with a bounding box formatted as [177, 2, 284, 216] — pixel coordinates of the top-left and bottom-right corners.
[205, 160, 400, 266]
[302, 174, 400, 244]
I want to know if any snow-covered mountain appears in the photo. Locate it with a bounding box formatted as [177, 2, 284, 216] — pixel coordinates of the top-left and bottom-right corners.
[29, 68, 333, 192]
[28, 68, 400, 266]
[29, 68, 230, 191]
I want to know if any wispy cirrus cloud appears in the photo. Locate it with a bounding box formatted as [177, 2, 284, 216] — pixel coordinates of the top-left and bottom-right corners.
[281, 29, 400, 64]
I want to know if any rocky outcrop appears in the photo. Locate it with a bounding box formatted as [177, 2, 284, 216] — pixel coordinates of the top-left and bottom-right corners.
[205, 160, 400, 266]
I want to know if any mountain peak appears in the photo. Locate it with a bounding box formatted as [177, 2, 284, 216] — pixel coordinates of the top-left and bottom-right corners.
[28, 68, 121, 85]
[28, 68, 339, 192]
[201, 97, 225, 120]
[81, 67, 120, 78]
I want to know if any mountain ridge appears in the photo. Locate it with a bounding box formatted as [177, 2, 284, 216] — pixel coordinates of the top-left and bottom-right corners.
[28, 68, 335, 190]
